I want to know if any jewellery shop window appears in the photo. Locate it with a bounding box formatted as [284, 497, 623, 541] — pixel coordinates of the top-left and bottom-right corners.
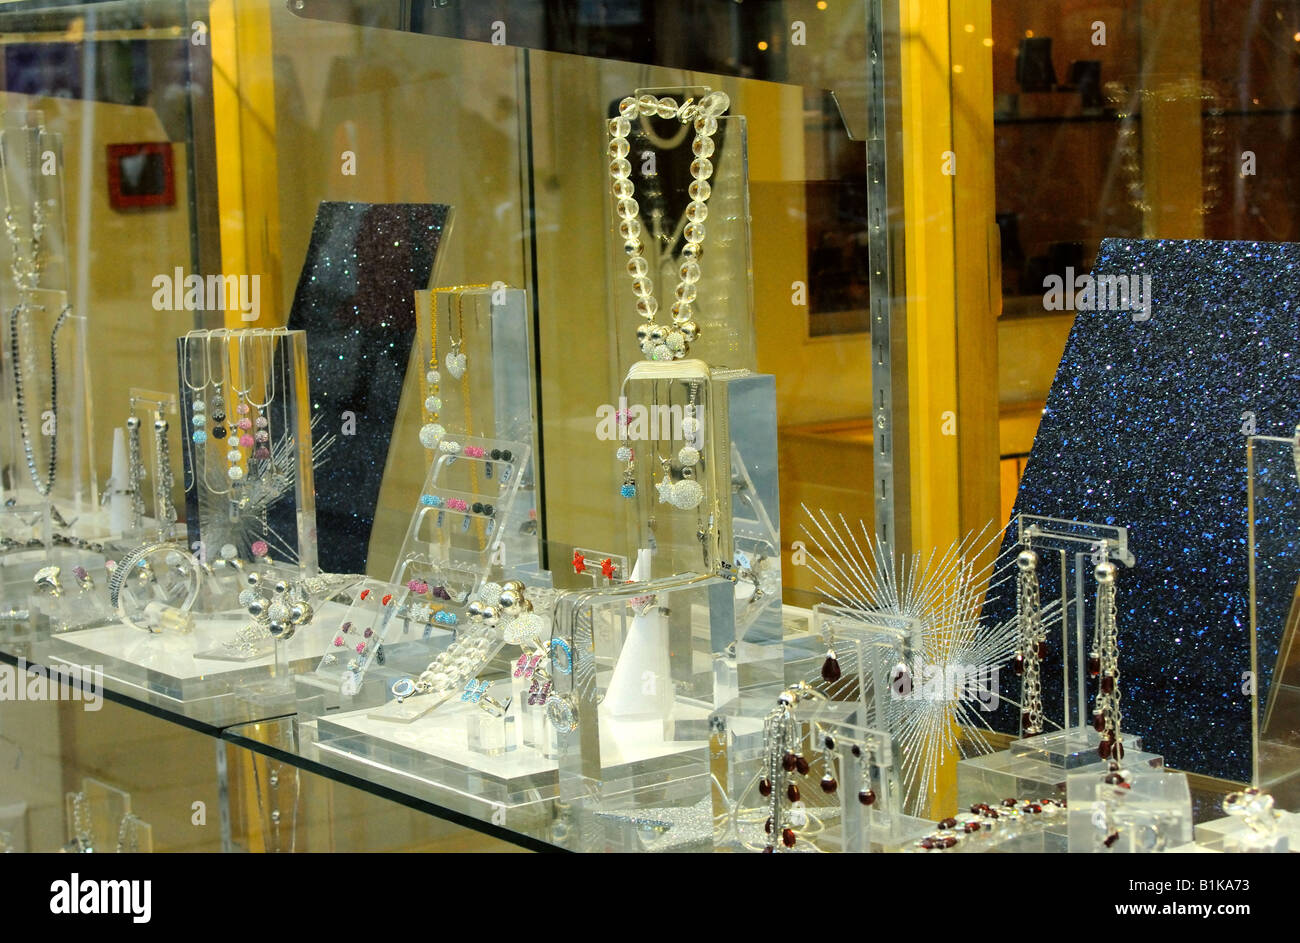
[0, 0, 887, 854]
[879, 0, 1300, 853]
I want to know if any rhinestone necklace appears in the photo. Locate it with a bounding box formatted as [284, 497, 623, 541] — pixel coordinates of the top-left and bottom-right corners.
[608, 90, 730, 362]
[7, 303, 68, 496]
[0, 124, 47, 294]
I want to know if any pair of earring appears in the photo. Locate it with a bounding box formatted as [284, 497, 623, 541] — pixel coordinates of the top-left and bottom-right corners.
[814, 728, 877, 806]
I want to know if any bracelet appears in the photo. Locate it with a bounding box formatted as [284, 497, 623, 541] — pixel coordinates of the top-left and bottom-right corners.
[107, 542, 202, 633]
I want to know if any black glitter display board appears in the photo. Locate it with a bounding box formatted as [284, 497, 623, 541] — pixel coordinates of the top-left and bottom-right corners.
[286, 201, 451, 575]
[984, 238, 1300, 782]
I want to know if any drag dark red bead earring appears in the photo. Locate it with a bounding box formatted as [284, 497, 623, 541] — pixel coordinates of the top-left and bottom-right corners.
[821, 627, 842, 684]
[818, 728, 838, 794]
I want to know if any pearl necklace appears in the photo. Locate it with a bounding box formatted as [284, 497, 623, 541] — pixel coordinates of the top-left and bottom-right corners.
[608, 90, 730, 361]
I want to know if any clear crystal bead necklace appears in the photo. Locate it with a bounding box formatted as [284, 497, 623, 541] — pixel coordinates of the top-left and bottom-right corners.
[608, 90, 730, 362]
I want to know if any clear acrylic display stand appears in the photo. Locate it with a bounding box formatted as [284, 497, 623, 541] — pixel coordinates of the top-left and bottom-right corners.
[118, 388, 181, 543]
[723, 697, 929, 853]
[808, 602, 933, 819]
[604, 87, 782, 699]
[176, 328, 319, 574]
[1, 113, 102, 552]
[64, 777, 153, 854]
[27, 563, 113, 634]
[390, 431, 531, 607]
[0, 292, 102, 628]
[419, 286, 543, 581]
[300, 577, 409, 700]
[550, 571, 778, 852]
[1066, 766, 1192, 853]
[1195, 809, 1298, 852]
[1246, 433, 1300, 810]
[958, 515, 1162, 809]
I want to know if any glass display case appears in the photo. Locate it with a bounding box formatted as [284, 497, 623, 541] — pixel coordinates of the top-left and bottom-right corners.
[2, 0, 1300, 863]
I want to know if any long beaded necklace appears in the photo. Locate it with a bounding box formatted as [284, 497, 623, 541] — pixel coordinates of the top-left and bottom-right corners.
[8, 303, 68, 496]
[608, 90, 730, 363]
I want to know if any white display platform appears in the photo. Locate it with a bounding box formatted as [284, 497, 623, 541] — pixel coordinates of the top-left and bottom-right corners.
[44, 601, 350, 704]
[314, 688, 710, 808]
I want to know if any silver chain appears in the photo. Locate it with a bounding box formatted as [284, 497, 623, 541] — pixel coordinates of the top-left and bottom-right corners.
[126, 413, 147, 529]
[1016, 548, 1045, 735]
[152, 413, 177, 538]
[1092, 562, 1122, 757]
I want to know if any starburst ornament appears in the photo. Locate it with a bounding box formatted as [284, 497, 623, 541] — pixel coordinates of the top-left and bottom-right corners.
[797, 507, 1060, 815]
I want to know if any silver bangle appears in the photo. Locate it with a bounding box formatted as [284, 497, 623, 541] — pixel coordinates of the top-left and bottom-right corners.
[107, 541, 200, 632]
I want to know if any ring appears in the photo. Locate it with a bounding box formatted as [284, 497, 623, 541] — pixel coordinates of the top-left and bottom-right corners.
[548, 637, 573, 674]
[391, 677, 418, 701]
[33, 566, 62, 597]
[546, 693, 578, 732]
[478, 694, 511, 718]
[72, 565, 95, 592]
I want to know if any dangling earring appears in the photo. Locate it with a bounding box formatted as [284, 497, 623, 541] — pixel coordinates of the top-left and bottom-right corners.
[854, 739, 877, 806]
[152, 414, 177, 538]
[818, 726, 838, 794]
[125, 409, 146, 531]
[761, 688, 813, 852]
[444, 294, 467, 379]
[1091, 560, 1123, 763]
[820, 626, 841, 684]
[617, 443, 636, 499]
[1015, 545, 1045, 735]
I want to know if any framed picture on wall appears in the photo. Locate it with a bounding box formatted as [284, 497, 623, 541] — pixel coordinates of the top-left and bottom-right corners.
[106, 141, 174, 210]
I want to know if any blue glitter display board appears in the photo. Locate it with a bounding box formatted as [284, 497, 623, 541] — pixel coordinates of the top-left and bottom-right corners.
[286, 201, 451, 575]
[985, 238, 1300, 782]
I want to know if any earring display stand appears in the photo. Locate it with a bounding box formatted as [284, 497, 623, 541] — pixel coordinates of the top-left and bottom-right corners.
[422, 286, 542, 582]
[176, 328, 319, 576]
[1066, 766, 1192, 853]
[723, 696, 929, 853]
[957, 515, 1162, 822]
[807, 603, 930, 819]
[122, 388, 181, 543]
[1245, 434, 1300, 810]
